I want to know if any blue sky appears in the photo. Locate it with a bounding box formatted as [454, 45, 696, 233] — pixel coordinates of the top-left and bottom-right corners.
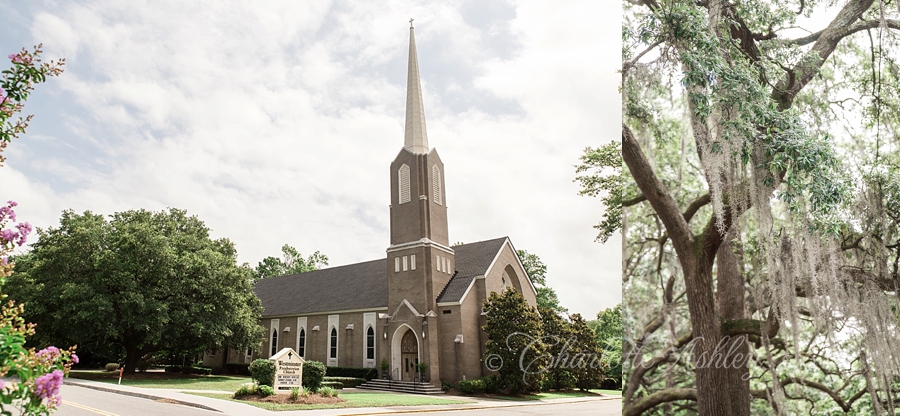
[0, 0, 621, 316]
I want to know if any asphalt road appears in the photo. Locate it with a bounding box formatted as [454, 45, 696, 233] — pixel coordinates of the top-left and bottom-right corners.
[386, 399, 623, 415]
[54, 385, 220, 416]
[49, 384, 620, 416]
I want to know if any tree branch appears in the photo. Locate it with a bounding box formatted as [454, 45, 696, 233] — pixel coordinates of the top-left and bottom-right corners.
[625, 388, 698, 416]
[789, 19, 900, 46]
[622, 124, 696, 264]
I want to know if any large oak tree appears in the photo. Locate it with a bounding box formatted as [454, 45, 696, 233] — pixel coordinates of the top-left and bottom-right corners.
[620, 0, 900, 414]
[8, 208, 263, 373]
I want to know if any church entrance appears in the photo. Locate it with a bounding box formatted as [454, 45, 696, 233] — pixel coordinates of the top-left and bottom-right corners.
[400, 330, 418, 381]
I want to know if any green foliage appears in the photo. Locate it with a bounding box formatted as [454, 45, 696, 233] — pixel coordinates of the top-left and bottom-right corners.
[324, 366, 377, 380]
[320, 381, 343, 389]
[289, 387, 300, 400]
[8, 208, 264, 373]
[588, 304, 622, 388]
[104, 363, 120, 372]
[458, 378, 485, 395]
[539, 306, 576, 391]
[516, 249, 567, 313]
[574, 141, 624, 243]
[302, 360, 327, 392]
[323, 376, 366, 388]
[482, 289, 547, 394]
[234, 382, 257, 397]
[569, 314, 605, 391]
[249, 359, 275, 387]
[319, 386, 338, 397]
[253, 244, 328, 283]
[441, 381, 452, 392]
[257, 384, 275, 397]
[0, 44, 65, 166]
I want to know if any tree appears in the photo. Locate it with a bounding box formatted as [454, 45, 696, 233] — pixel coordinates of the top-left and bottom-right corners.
[8, 208, 263, 373]
[482, 288, 547, 394]
[588, 304, 622, 389]
[539, 306, 576, 390]
[516, 249, 567, 313]
[253, 244, 328, 283]
[621, 0, 900, 414]
[569, 313, 605, 391]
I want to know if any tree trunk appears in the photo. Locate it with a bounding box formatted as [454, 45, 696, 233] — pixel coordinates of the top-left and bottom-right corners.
[714, 237, 751, 415]
[123, 347, 139, 374]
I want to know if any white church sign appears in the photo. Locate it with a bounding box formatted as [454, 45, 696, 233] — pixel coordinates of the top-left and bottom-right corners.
[270, 348, 305, 394]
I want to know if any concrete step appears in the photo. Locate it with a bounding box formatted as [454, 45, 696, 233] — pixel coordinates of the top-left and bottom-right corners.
[358, 379, 444, 395]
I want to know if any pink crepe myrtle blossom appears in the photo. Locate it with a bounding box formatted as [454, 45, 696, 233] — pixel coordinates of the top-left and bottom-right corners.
[33, 369, 63, 400]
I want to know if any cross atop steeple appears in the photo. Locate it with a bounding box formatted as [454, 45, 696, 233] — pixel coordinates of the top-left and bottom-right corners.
[403, 20, 429, 154]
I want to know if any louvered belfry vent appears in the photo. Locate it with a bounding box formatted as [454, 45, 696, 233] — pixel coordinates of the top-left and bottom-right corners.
[399, 164, 411, 204]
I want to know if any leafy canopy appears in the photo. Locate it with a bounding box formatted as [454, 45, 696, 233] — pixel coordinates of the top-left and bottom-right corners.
[8, 208, 263, 373]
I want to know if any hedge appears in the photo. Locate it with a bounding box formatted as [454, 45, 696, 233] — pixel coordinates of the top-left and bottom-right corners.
[224, 363, 251, 375]
[321, 381, 343, 389]
[324, 366, 377, 380]
[249, 359, 275, 386]
[323, 377, 366, 388]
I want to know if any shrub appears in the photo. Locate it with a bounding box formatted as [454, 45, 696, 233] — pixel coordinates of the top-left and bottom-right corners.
[324, 366, 378, 380]
[441, 381, 452, 392]
[224, 363, 251, 375]
[459, 379, 485, 395]
[234, 382, 257, 397]
[191, 366, 212, 375]
[323, 376, 366, 388]
[249, 359, 275, 387]
[303, 361, 327, 392]
[482, 375, 501, 394]
[137, 359, 151, 372]
[290, 387, 300, 400]
[257, 384, 275, 397]
[321, 381, 343, 389]
[319, 386, 338, 397]
[164, 365, 182, 373]
[104, 363, 120, 372]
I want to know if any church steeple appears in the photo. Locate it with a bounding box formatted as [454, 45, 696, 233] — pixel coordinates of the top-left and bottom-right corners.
[404, 19, 429, 154]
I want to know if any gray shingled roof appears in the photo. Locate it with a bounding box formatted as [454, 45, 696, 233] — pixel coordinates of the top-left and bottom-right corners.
[436, 237, 508, 303]
[255, 237, 509, 317]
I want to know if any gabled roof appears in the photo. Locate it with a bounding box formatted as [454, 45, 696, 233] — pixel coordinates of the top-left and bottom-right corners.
[255, 237, 510, 317]
[436, 237, 508, 303]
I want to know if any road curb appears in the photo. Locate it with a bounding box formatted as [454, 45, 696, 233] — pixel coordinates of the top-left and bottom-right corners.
[63, 380, 222, 413]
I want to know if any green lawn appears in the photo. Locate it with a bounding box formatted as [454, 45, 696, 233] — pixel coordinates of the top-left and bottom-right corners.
[187, 391, 473, 411]
[68, 371, 251, 391]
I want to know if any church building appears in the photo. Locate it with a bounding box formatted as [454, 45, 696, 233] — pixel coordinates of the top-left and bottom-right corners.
[204, 22, 538, 386]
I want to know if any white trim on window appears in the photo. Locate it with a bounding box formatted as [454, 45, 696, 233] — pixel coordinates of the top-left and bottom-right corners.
[410, 254, 416, 270]
[395, 257, 400, 272]
[269, 318, 280, 357]
[402, 256, 408, 271]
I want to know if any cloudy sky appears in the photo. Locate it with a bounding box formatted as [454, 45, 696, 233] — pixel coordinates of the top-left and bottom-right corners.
[0, 0, 621, 316]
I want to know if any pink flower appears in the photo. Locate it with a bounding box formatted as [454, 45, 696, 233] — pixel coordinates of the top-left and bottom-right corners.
[34, 369, 63, 400]
[71, 354, 79, 364]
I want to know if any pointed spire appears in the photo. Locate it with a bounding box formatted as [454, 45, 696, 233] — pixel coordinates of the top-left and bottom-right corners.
[404, 19, 429, 154]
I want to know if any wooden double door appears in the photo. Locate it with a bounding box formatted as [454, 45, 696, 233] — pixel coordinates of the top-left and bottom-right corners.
[400, 330, 419, 381]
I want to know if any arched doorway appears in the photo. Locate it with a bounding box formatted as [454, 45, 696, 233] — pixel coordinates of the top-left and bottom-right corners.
[391, 325, 420, 381]
[400, 330, 419, 381]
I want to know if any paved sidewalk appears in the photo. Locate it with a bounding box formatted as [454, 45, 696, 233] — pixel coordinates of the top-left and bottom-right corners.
[63, 378, 621, 415]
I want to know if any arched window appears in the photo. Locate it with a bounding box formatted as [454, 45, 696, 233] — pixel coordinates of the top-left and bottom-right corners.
[399, 164, 411, 204]
[298, 329, 306, 357]
[432, 165, 442, 205]
[366, 327, 375, 360]
[330, 328, 338, 359]
[271, 328, 278, 356]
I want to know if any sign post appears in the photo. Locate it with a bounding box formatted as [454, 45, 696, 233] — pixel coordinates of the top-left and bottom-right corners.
[269, 348, 305, 394]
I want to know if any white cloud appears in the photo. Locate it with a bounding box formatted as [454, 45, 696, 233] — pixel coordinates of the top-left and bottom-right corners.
[0, 0, 621, 316]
